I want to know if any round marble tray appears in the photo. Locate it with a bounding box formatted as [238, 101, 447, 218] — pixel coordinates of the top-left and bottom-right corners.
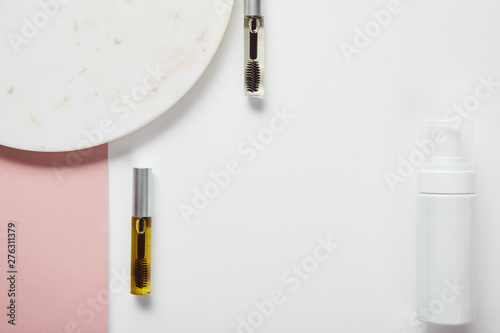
[0, 0, 233, 152]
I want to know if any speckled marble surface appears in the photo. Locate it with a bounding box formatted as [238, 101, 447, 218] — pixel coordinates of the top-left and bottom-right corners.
[0, 0, 233, 151]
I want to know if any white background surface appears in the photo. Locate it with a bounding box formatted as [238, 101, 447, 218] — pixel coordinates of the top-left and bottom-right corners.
[108, 0, 500, 332]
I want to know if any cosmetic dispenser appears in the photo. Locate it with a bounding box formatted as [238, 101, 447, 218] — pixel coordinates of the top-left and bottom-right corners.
[416, 120, 475, 325]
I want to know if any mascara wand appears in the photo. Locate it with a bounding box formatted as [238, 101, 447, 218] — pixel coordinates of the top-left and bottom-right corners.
[133, 218, 148, 289]
[130, 168, 152, 296]
[244, 0, 264, 97]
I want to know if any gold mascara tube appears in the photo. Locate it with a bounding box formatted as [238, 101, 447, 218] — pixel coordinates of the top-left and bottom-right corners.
[130, 168, 152, 295]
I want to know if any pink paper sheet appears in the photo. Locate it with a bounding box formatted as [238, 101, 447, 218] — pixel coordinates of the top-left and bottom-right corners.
[0, 144, 108, 333]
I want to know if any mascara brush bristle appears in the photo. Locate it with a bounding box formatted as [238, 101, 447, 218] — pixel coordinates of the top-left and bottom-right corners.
[245, 60, 261, 93]
[134, 258, 149, 289]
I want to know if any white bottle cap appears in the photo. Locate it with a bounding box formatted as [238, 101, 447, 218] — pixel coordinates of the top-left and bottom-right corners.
[418, 121, 475, 194]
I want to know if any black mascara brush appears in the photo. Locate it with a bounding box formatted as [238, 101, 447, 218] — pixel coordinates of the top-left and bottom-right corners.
[246, 61, 261, 93]
[133, 218, 149, 289]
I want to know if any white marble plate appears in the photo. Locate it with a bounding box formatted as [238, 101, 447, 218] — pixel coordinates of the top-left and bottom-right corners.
[0, 0, 233, 151]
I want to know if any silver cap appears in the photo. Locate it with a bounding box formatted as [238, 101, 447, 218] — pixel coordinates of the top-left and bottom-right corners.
[245, 0, 263, 16]
[133, 168, 152, 217]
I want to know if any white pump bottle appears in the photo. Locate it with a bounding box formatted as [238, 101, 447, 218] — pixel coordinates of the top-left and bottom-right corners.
[417, 120, 475, 325]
